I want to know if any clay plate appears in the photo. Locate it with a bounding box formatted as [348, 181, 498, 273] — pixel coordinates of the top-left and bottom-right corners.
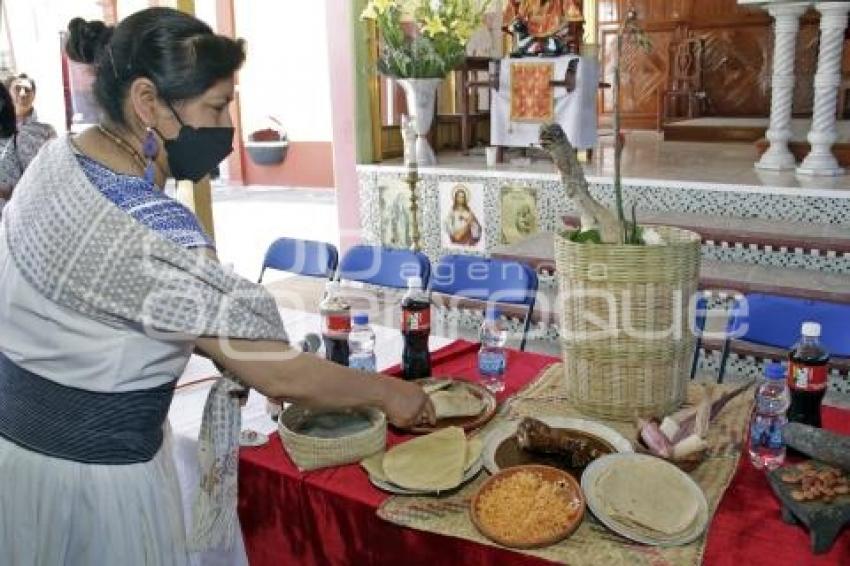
[483, 417, 633, 478]
[409, 378, 497, 434]
[470, 464, 586, 549]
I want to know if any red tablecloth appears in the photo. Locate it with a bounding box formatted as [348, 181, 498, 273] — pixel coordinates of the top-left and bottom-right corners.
[237, 341, 850, 565]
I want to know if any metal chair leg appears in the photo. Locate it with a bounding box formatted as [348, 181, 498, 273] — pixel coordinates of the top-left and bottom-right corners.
[519, 312, 533, 352]
[718, 338, 731, 384]
[690, 337, 702, 380]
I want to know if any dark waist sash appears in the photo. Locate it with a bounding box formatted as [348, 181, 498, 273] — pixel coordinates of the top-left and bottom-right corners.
[0, 351, 176, 464]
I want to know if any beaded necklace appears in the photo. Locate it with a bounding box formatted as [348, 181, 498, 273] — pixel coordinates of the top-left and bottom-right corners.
[97, 125, 164, 181]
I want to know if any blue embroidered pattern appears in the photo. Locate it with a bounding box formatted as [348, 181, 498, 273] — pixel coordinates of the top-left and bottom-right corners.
[75, 155, 215, 250]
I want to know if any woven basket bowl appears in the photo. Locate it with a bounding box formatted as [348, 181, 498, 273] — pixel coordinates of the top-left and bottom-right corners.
[278, 405, 386, 471]
[555, 226, 701, 421]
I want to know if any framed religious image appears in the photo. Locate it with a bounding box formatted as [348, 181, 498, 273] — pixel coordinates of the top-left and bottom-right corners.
[440, 182, 486, 252]
[500, 186, 538, 245]
[378, 179, 413, 249]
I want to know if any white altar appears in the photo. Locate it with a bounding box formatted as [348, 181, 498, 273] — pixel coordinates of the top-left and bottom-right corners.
[490, 55, 598, 150]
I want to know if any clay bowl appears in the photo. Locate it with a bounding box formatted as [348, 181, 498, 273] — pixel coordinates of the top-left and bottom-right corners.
[470, 464, 585, 549]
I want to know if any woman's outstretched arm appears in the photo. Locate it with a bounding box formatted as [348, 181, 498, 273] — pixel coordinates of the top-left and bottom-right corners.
[195, 336, 434, 429]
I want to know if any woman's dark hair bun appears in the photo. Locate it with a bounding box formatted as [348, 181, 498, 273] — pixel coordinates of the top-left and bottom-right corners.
[65, 17, 114, 65]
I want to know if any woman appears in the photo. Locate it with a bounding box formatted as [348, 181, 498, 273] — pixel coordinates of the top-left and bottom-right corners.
[443, 185, 482, 246]
[0, 8, 433, 565]
[0, 79, 55, 210]
[0, 83, 18, 212]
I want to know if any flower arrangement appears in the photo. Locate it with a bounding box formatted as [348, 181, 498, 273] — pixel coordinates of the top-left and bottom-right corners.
[361, 0, 491, 79]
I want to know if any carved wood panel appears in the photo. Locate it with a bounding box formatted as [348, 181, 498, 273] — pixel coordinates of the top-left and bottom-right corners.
[597, 0, 829, 127]
[700, 26, 771, 116]
[600, 27, 673, 122]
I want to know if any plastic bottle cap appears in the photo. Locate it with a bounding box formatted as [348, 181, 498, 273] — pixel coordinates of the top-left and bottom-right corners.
[763, 362, 785, 380]
[353, 312, 369, 325]
[407, 276, 423, 289]
[801, 321, 821, 337]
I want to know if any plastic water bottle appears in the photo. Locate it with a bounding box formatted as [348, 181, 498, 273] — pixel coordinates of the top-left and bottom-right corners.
[748, 362, 790, 470]
[478, 308, 508, 393]
[348, 312, 377, 372]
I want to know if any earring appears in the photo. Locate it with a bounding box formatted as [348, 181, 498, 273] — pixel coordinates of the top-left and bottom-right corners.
[142, 127, 158, 184]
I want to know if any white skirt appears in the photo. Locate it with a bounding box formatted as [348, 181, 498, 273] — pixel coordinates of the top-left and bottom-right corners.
[0, 428, 189, 566]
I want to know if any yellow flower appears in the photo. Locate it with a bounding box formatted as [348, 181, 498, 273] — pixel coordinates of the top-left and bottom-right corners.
[421, 15, 447, 36]
[360, 2, 378, 20]
[373, 0, 397, 14]
[451, 19, 474, 42]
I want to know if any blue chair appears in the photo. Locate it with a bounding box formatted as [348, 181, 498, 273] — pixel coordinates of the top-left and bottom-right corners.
[257, 238, 338, 283]
[430, 254, 538, 351]
[719, 293, 850, 382]
[338, 245, 431, 289]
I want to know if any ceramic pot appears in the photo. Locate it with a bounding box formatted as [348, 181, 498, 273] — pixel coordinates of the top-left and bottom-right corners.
[397, 77, 443, 166]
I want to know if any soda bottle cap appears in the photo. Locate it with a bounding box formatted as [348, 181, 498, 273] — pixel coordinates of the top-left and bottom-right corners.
[353, 312, 369, 325]
[801, 321, 821, 337]
[763, 362, 785, 380]
[407, 276, 423, 289]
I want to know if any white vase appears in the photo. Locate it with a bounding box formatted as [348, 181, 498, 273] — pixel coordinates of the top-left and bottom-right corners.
[397, 78, 442, 166]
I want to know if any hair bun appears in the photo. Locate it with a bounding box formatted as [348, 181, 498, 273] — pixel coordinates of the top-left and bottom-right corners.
[66, 18, 114, 64]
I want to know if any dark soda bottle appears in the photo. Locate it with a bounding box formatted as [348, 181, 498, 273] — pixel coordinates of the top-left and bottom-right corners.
[401, 276, 431, 380]
[787, 321, 829, 428]
[319, 281, 351, 366]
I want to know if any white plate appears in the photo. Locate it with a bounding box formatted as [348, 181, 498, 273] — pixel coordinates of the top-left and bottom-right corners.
[368, 457, 483, 496]
[482, 417, 634, 475]
[581, 453, 709, 546]
[239, 429, 269, 447]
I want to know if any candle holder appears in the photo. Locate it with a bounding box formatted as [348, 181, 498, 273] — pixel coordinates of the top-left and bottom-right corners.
[405, 165, 421, 253]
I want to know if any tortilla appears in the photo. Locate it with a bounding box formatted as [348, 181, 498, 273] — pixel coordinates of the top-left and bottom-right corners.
[430, 388, 484, 419]
[360, 451, 388, 482]
[593, 456, 699, 535]
[383, 426, 467, 491]
[465, 436, 483, 469]
[421, 380, 453, 395]
[362, 435, 481, 487]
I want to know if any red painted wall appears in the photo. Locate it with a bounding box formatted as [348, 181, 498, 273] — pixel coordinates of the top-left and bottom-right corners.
[239, 141, 335, 188]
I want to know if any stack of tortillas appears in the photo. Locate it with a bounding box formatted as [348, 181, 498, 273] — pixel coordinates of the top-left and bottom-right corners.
[361, 426, 483, 493]
[422, 381, 485, 419]
[585, 454, 707, 544]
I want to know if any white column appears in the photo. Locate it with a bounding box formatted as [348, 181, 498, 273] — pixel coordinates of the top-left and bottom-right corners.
[756, 2, 810, 171]
[797, 1, 850, 176]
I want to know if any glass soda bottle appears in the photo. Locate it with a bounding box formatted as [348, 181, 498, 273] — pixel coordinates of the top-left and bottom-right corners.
[319, 281, 351, 366]
[748, 362, 790, 470]
[478, 307, 508, 393]
[348, 312, 377, 372]
[400, 276, 431, 380]
[787, 321, 829, 428]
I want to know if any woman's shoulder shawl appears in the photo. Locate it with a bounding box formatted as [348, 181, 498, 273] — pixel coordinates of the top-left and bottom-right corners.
[3, 136, 286, 342]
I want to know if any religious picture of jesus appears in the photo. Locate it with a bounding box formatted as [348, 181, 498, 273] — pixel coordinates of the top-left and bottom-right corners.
[440, 182, 486, 252]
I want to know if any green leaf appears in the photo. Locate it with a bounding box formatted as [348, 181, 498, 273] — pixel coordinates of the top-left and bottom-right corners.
[567, 229, 602, 244]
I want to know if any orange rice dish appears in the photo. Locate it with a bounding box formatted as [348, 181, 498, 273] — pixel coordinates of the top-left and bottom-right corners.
[475, 470, 582, 544]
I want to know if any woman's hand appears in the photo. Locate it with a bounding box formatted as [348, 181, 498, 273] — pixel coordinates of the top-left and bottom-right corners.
[379, 378, 435, 429]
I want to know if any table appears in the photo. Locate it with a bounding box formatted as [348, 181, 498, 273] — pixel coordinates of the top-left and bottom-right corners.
[235, 339, 850, 565]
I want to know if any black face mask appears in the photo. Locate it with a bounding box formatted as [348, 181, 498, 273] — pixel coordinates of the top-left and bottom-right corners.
[160, 105, 234, 182]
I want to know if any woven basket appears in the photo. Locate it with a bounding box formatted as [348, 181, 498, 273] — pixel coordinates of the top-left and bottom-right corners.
[278, 405, 386, 471]
[555, 226, 701, 421]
